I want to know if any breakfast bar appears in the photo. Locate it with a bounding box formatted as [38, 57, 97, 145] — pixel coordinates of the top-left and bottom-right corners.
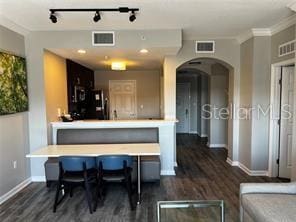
[50, 119, 176, 176]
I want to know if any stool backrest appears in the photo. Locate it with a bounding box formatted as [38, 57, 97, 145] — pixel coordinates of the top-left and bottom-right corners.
[97, 155, 133, 170]
[59, 156, 96, 171]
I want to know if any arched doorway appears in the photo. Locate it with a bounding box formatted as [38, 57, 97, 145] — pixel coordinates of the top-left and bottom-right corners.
[175, 57, 235, 165]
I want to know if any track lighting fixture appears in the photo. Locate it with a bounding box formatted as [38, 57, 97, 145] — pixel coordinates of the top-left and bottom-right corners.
[49, 12, 57, 23]
[93, 11, 101, 22]
[129, 11, 136, 22]
[49, 7, 139, 23]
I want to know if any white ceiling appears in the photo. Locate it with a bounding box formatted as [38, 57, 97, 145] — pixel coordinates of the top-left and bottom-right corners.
[1, 0, 295, 70]
[49, 47, 168, 70]
[0, 0, 294, 39]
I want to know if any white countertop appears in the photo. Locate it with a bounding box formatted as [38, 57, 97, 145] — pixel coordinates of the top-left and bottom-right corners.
[26, 143, 160, 158]
[51, 119, 177, 128]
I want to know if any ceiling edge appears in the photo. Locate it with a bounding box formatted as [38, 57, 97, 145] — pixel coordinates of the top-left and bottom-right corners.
[270, 13, 296, 35]
[287, 1, 296, 12]
[0, 14, 30, 36]
[236, 13, 296, 44]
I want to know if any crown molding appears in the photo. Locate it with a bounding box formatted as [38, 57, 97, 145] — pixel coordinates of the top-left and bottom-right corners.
[237, 13, 296, 44]
[0, 14, 29, 36]
[238, 29, 272, 44]
[287, 1, 296, 12]
[270, 13, 296, 35]
[252, 28, 271, 36]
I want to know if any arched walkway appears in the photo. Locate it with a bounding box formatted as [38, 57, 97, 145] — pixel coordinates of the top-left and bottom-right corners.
[176, 57, 232, 153]
[163, 55, 239, 166]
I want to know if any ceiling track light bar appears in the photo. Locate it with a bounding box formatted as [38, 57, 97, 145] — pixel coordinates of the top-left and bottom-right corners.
[49, 7, 139, 23]
[49, 7, 139, 13]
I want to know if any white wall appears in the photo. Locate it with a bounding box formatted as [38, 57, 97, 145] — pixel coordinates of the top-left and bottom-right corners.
[239, 38, 253, 169]
[208, 73, 228, 147]
[160, 72, 164, 118]
[0, 25, 30, 198]
[239, 36, 271, 171]
[164, 39, 240, 162]
[196, 75, 202, 135]
[293, 27, 296, 181]
[200, 75, 209, 137]
[251, 36, 271, 170]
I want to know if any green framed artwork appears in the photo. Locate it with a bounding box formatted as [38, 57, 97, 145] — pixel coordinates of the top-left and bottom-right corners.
[0, 51, 28, 115]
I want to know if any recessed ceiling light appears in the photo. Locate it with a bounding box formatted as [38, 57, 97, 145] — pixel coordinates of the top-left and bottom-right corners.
[140, 49, 148, 54]
[77, 49, 86, 54]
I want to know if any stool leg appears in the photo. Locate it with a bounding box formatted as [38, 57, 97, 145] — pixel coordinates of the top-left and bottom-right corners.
[93, 176, 101, 211]
[69, 184, 73, 198]
[53, 180, 61, 212]
[125, 170, 134, 210]
[85, 182, 93, 214]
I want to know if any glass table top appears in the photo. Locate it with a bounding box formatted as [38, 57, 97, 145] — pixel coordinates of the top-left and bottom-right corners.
[157, 200, 224, 222]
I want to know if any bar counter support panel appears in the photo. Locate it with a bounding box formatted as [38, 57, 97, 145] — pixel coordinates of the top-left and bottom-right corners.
[49, 120, 176, 177]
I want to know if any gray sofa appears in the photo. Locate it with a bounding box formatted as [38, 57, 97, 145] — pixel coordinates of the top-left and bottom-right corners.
[240, 182, 296, 222]
[45, 128, 161, 186]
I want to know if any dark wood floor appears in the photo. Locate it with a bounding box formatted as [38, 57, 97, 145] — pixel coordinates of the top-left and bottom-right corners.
[0, 134, 283, 222]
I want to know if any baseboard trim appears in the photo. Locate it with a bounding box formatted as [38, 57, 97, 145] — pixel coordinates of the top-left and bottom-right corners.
[226, 157, 239, 166]
[0, 178, 31, 205]
[226, 158, 268, 176]
[239, 163, 269, 176]
[208, 143, 227, 148]
[31, 176, 46, 182]
[189, 131, 198, 134]
[161, 170, 176, 176]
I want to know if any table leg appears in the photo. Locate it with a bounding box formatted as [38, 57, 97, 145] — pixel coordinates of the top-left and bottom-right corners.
[221, 201, 225, 222]
[137, 155, 141, 205]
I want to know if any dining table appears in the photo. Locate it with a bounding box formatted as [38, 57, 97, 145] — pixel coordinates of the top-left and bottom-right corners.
[26, 143, 161, 204]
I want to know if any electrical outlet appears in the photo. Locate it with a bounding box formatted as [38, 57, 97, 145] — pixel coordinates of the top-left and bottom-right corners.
[13, 161, 17, 169]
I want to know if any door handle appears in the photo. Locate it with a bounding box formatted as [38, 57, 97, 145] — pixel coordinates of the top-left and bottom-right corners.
[185, 109, 188, 118]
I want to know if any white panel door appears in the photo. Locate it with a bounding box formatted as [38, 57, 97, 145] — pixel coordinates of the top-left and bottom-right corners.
[109, 80, 137, 120]
[279, 66, 294, 178]
[176, 83, 190, 133]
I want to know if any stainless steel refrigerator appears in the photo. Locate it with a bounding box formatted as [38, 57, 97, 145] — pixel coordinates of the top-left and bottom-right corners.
[86, 90, 109, 120]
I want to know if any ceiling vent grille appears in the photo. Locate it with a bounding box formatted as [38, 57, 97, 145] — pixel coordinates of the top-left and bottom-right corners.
[92, 31, 115, 46]
[279, 40, 295, 57]
[196, 41, 215, 53]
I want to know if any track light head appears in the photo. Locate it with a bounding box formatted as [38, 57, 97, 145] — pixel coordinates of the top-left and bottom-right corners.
[129, 11, 136, 22]
[93, 11, 101, 22]
[49, 12, 57, 23]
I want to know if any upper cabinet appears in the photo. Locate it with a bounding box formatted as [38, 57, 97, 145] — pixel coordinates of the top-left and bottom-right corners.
[66, 59, 94, 118]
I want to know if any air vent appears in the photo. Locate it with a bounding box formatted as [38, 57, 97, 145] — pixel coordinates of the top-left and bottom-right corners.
[196, 41, 215, 53]
[279, 40, 295, 57]
[92, 31, 115, 46]
[188, 61, 201, 65]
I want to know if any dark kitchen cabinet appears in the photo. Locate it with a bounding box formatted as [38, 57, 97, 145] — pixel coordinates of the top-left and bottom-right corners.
[66, 59, 94, 119]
